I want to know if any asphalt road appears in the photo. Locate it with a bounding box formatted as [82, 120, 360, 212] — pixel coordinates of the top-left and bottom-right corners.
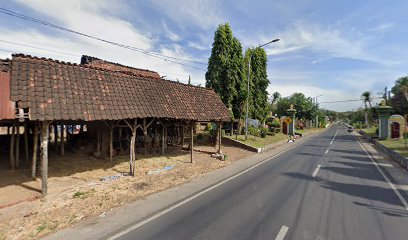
[111, 125, 408, 240]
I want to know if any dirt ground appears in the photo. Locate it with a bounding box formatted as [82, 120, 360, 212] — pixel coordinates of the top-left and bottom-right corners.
[0, 144, 254, 240]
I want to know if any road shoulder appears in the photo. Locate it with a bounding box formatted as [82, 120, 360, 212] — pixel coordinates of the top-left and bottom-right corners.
[43, 131, 324, 240]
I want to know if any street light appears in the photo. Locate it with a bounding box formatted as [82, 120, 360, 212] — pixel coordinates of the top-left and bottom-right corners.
[245, 38, 280, 140]
[312, 95, 322, 128]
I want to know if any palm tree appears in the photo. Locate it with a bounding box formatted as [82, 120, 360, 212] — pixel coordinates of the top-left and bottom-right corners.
[271, 92, 281, 105]
[361, 91, 372, 128]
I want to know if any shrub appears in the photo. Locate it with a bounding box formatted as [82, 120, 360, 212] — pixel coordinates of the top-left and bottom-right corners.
[259, 126, 268, 138]
[248, 125, 260, 137]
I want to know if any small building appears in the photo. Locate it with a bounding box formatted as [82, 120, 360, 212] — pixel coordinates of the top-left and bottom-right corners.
[0, 54, 230, 196]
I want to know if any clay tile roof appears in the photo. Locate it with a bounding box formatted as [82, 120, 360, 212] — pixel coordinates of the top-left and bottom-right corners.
[9, 54, 230, 122]
[80, 55, 161, 79]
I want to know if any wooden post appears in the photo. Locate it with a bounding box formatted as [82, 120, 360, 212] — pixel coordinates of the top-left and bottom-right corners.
[218, 122, 222, 154]
[31, 123, 39, 178]
[161, 123, 165, 155]
[230, 120, 233, 136]
[190, 122, 194, 163]
[164, 124, 168, 150]
[40, 121, 50, 197]
[124, 119, 137, 176]
[60, 125, 65, 156]
[9, 122, 16, 170]
[15, 123, 20, 168]
[118, 127, 122, 152]
[24, 121, 29, 163]
[109, 122, 113, 162]
[54, 125, 58, 151]
[181, 125, 185, 147]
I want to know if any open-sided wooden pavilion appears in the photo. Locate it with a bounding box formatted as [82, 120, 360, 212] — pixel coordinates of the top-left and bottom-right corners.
[0, 54, 230, 197]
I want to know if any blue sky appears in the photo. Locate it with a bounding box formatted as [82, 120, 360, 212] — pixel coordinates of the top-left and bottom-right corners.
[1, 0, 407, 111]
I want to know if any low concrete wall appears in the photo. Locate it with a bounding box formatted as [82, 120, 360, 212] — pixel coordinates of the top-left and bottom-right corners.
[222, 136, 288, 153]
[358, 130, 408, 170]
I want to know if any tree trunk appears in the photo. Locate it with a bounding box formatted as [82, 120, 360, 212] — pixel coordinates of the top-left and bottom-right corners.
[31, 123, 39, 178]
[40, 121, 49, 198]
[365, 111, 368, 128]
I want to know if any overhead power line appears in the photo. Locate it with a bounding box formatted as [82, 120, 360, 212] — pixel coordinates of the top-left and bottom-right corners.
[0, 39, 80, 57]
[319, 97, 383, 104]
[0, 8, 207, 71]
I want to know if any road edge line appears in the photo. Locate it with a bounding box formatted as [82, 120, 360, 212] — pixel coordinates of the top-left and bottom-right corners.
[106, 132, 322, 239]
[352, 134, 408, 212]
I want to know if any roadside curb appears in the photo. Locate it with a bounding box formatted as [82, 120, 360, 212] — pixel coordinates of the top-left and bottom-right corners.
[358, 130, 408, 171]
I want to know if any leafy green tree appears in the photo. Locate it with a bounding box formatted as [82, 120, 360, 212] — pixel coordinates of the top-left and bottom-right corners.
[275, 93, 317, 120]
[391, 76, 408, 114]
[206, 23, 246, 120]
[244, 47, 269, 121]
[188, 75, 191, 85]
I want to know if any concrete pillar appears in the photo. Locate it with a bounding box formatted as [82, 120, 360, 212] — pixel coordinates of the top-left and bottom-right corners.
[286, 104, 297, 136]
[376, 99, 393, 140]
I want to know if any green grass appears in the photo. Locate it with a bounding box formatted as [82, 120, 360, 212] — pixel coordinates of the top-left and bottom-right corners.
[362, 127, 378, 138]
[379, 138, 408, 158]
[225, 133, 288, 148]
[73, 191, 89, 199]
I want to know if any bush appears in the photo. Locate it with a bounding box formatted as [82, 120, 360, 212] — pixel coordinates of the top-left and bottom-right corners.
[248, 125, 260, 137]
[267, 131, 275, 136]
[259, 126, 268, 138]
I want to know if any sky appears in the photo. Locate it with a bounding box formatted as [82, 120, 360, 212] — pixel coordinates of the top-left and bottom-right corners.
[0, 0, 407, 112]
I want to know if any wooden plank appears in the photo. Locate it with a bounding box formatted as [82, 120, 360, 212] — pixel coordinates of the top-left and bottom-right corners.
[31, 122, 39, 178]
[41, 121, 50, 197]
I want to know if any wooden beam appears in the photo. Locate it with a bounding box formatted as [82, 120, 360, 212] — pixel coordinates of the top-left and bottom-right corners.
[9, 121, 15, 170]
[40, 121, 50, 197]
[31, 122, 39, 178]
[190, 122, 194, 164]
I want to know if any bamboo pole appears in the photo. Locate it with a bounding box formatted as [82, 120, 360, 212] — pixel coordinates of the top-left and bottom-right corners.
[9, 122, 16, 170]
[31, 123, 39, 178]
[40, 121, 50, 197]
[190, 122, 194, 163]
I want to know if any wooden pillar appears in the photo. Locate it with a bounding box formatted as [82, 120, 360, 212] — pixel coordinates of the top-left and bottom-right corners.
[161, 123, 165, 155]
[164, 123, 168, 150]
[125, 119, 137, 176]
[109, 123, 113, 162]
[190, 122, 194, 163]
[218, 122, 222, 154]
[15, 123, 20, 168]
[181, 125, 185, 147]
[118, 127, 122, 151]
[9, 122, 16, 170]
[24, 121, 29, 163]
[40, 121, 50, 197]
[60, 125, 65, 156]
[31, 123, 39, 178]
[54, 125, 58, 151]
[230, 120, 233, 136]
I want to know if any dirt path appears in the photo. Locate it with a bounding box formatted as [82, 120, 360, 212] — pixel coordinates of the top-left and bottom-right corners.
[0, 145, 253, 240]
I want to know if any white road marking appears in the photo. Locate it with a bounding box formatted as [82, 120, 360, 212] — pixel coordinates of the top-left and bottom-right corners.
[312, 165, 321, 177]
[275, 225, 289, 240]
[352, 134, 408, 212]
[324, 149, 329, 154]
[106, 134, 319, 239]
[330, 130, 338, 145]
